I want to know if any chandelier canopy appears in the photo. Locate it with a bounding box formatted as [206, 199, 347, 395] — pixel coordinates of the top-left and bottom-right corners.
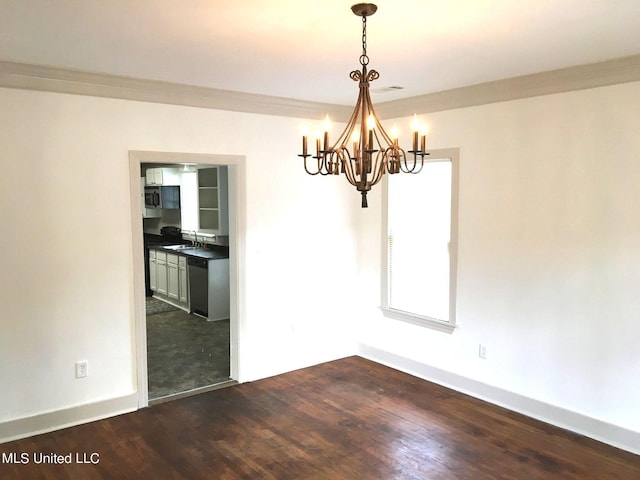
[298, 3, 428, 208]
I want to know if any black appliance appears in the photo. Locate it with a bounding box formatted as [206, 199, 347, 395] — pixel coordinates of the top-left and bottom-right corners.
[144, 187, 158, 208]
[188, 257, 209, 318]
[159, 225, 182, 240]
[144, 186, 181, 209]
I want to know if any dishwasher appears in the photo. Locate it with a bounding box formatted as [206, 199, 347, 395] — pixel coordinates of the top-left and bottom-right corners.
[187, 257, 208, 318]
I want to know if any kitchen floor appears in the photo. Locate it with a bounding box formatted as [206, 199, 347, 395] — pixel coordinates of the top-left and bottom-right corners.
[146, 301, 230, 400]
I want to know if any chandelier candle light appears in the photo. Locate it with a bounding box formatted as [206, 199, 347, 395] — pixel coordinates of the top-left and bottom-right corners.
[298, 3, 428, 208]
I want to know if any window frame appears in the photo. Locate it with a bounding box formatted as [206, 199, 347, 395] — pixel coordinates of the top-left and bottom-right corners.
[380, 148, 460, 334]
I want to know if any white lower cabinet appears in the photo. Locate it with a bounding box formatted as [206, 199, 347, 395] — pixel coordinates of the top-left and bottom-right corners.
[149, 250, 157, 291]
[178, 256, 189, 304]
[167, 254, 179, 300]
[156, 251, 168, 295]
[149, 249, 189, 311]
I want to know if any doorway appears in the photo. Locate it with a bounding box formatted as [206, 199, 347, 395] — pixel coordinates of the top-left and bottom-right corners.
[129, 151, 245, 408]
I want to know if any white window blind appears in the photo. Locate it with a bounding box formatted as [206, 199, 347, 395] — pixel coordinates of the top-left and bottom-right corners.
[384, 152, 457, 331]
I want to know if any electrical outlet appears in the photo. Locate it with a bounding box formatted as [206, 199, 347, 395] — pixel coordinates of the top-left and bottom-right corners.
[75, 360, 88, 378]
[478, 344, 487, 359]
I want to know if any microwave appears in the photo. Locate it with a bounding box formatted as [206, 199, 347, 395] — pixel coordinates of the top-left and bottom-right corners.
[144, 186, 160, 208]
[144, 186, 180, 209]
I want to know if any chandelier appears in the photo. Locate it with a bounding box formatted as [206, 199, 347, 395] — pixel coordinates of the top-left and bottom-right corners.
[298, 3, 428, 208]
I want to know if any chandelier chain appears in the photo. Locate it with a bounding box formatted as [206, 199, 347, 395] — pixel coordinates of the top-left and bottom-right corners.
[360, 16, 369, 66]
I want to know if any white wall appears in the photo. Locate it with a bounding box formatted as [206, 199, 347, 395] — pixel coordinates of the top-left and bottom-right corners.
[2, 80, 639, 453]
[357, 81, 640, 452]
[0, 87, 359, 433]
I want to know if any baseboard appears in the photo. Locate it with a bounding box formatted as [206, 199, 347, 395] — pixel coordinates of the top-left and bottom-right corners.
[0, 393, 138, 444]
[357, 344, 640, 456]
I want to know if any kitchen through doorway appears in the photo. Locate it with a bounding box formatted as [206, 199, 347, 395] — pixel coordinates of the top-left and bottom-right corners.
[129, 151, 244, 407]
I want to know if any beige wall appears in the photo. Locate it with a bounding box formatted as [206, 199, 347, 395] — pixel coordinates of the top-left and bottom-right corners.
[1, 79, 639, 453]
[357, 81, 640, 452]
[0, 87, 359, 433]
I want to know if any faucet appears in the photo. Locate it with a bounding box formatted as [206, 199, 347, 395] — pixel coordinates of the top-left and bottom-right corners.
[192, 230, 198, 247]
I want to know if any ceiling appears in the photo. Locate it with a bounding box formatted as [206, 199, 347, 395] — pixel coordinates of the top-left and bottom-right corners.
[1, 0, 640, 106]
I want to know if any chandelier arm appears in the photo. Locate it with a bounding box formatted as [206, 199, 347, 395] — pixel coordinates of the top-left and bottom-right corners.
[411, 159, 426, 174]
[369, 150, 388, 186]
[334, 150, 343, 175]
[397, 149, 409, 174]
[303, 156, 323, 176]
[369, 142, 383, 177]
[340, 149, 359, 186]
[323, 152, 332, 175]
[399, 152, 425, 174]
[349, 143, 365, 181]
[343, 160, 358, 186]
[332, 94, 362, 181]
[363, 89, 393, 147]
[381, 147, 394, 175]
[341, 148, 359, 185]
[320, 154, 333, 176]
[332, 85, 363, 150]
[327, 151, 335, 175]
[347, 149, 359, 178]
[318, 163, 331, 176]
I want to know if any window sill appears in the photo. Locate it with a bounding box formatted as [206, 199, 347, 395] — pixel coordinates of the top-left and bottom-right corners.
[380, 307, 456, 334]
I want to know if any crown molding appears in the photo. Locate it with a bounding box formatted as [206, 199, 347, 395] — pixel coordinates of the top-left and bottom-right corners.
[1, 55, 639, 121]
[376, 54, 640, 118]
[0, 60, 351, 120]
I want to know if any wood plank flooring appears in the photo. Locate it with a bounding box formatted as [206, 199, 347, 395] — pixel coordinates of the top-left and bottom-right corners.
[1, 356, 638, 479]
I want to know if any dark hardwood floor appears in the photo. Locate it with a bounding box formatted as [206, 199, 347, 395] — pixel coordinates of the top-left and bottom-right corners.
[1, 356, 638, 479]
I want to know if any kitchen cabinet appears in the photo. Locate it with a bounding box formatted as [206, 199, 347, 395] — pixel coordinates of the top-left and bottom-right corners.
[167, 254, 179, 300]
[149, 250, 157, 291]
[198, 166, 228, 235]
[148, 248, 189, 311]
[146, 168, 181, 186]
[155, 251, 168, 295]
[159, 186, 181, 209]
[178, 256, 189, 304]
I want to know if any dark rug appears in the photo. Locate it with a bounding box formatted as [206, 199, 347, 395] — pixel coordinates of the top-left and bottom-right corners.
[146, 297, 179, 315]
[146, 309, 230, 400]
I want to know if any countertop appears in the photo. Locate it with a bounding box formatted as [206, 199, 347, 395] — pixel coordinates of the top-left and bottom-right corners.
[150, 244, 229, 261]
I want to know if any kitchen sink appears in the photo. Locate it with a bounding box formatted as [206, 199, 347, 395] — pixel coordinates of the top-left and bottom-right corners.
[164, 244, 197, 251]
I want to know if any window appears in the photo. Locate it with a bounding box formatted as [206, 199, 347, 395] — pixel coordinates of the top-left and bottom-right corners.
[381, 148, 459, 333]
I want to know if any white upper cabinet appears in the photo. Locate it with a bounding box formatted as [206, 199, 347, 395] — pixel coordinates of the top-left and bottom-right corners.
[197, 166, 229, 236]
[146, 168, 181, 186]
